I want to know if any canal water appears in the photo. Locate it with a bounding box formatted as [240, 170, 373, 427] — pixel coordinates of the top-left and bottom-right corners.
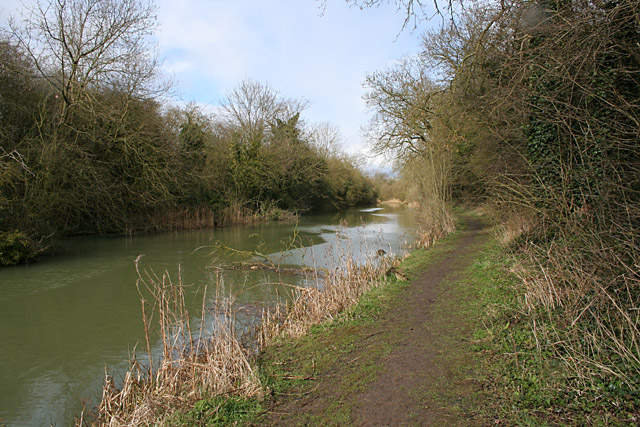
[0, 205, 415, 426]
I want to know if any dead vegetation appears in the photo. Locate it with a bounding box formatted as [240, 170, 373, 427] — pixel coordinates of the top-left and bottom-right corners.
[86, 231, 394, 426]
[92, 265, 262, 426]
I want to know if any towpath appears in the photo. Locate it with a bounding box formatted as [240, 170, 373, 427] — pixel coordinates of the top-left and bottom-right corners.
[256, 215, 490, 426]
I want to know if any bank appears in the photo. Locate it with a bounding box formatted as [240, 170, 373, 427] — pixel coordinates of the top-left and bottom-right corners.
[93, 212, 638, 425]
[174, 212, 636, 426]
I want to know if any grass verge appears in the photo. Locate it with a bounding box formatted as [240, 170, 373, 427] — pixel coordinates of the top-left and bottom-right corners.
[246, 225, 467, 426]
[471, 243, 640, 426]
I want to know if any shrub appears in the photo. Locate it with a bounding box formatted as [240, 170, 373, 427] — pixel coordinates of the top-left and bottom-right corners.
[0, 230, 38, 266]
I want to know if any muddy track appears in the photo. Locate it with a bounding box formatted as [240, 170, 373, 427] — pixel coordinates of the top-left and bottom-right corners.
[258, 215, 489, 426]
[354, 216, 487, 426]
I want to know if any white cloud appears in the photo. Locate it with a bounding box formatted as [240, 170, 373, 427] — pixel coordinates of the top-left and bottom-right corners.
[2, 0, 434, 168]
[156, 0, 431, 166]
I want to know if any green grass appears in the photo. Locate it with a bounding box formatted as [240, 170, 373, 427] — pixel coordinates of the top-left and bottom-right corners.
[173, 213, 639, 426]
[165, 396, 263, 426]
[454, 239, 639, 426]
[253, 282, 404, 425]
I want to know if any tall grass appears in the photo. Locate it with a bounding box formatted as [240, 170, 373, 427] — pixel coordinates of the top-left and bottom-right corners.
[88, 230, 393, 425]
[94, 265, 262, 426]
[496, 209, 640, 402]
[519, 232, 640, 388]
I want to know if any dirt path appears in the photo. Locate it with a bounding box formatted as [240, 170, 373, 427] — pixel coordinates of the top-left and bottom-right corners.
[354, 216, 487, 426]
[257, 215, 490, 426]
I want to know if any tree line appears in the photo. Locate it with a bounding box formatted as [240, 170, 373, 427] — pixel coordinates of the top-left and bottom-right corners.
[362, 0, 639, 419]
[0, 0, 377, 265]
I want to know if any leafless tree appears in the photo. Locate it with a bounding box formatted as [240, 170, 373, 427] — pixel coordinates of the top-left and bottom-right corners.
[309, 121, 343, 159]
[9, 0, 164, 119]
[318, 0, 460, 29]
[363, 55, 442, 158]
[221, 79, 309, 146]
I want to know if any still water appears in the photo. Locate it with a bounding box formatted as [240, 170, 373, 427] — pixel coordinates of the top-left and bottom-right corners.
[0, 205, 415, 426]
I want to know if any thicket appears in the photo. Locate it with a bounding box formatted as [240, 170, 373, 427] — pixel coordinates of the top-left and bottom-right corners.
[0, 0, 376, 266]
[362, 0, 639, 419]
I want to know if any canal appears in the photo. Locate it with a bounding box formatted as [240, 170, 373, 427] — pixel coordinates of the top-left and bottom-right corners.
[0, 205, 415, 426]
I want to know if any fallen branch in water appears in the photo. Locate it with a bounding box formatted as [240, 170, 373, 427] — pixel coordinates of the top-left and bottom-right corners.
[230, 262, 320, 276]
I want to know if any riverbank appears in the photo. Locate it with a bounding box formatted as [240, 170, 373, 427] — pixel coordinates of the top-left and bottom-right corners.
[251, 213, 491, 425]
[88, 211, 638, 425]
[78, 206, 407, 426]
[201, 212, 635, 425]
[161, 214, 488, 425]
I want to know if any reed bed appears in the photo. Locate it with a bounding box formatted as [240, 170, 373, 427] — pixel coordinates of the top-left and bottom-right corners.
[259, 241, 392, 347]
[93, 264, 262, 426]
[88, 229, 394, 426]
[152, 206, 217, 230]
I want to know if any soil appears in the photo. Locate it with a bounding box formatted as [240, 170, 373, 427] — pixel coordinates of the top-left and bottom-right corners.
[257, 215, 490, 426]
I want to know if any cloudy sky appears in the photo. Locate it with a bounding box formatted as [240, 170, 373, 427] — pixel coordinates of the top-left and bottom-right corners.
[2, 0, 436, 166]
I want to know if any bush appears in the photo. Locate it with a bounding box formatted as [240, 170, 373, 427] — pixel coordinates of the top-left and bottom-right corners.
[0, 230, 38, 266]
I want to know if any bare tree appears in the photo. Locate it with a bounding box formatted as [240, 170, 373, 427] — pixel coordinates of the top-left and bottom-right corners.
[318, 0, 459, 29]
[363, 54, 454, 239]
[9, 0, 163, 118]
[309, 121, 343, 159]
[221, 79, 308, 146]
[363, 55, 441, 158]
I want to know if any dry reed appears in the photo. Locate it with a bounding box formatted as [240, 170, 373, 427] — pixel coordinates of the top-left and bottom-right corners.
[507, 219, 640, 392]
[150, 201, 296, 232]
[88, 228, 394, 425]
[93, 264, 262, 426]
[152, 206, 217, 230]
[259, 240, 392, 346]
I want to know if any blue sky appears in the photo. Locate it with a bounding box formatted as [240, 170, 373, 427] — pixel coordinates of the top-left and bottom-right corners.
[2, 0, 435, 166]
